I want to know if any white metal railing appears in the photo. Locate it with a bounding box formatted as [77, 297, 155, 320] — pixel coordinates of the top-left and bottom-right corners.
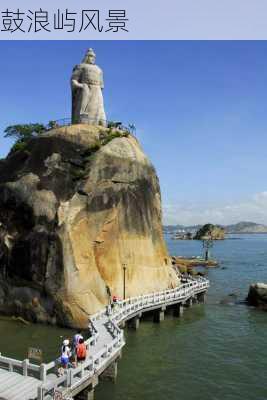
[108, 277, 209, 325]
[37, 330, 125, 400]
[0, 353, 41, 377]
[0, 277, 209, 400]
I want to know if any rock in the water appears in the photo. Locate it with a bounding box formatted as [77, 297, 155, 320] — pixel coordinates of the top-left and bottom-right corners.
[0, 125, 179, 328]
[194, 223, 225, 240]
[247, 283, 267, 310]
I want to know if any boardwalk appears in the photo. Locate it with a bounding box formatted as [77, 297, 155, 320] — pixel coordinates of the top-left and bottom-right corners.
[0, 277, 209, 400]
[0, 369, 40, 400]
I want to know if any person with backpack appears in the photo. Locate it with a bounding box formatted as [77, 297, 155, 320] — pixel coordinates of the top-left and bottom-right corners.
[76, 337, 87, 363]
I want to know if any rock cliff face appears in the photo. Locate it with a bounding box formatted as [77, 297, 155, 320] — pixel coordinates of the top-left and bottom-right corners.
[0, 125, 178, 328]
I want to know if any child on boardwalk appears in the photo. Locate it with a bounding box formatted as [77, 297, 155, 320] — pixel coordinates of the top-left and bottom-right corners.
[58, 339, 72, 374]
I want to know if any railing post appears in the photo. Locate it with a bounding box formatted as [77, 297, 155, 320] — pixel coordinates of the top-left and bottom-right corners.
[63, 370, 69, 387]
[103, 344, 108, 358]
[22, 359, 29, 376]
[80, 363, 85, 378]
[69, 368, 74, 386]
[40, 363, 47, 382]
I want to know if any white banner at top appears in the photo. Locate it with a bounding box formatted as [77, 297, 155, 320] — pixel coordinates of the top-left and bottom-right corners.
[1, 0, 267, 39]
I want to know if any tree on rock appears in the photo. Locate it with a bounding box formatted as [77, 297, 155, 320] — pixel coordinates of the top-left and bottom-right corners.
[4, 123, 46, 153]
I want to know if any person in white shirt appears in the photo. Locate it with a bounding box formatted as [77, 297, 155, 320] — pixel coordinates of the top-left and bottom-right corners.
[61, 339, 71, 368]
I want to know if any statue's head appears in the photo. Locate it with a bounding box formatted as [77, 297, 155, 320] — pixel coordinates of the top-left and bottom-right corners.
[83, 48, 96, 65]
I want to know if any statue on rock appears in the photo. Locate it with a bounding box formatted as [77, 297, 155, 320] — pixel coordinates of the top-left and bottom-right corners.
[71, 48, 107, 126]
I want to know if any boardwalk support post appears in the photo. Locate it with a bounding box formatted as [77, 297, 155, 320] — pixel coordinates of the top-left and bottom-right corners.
[129, 316, 140, 330]
[197, 292, 206, 303]
[174, 303, 184, 317]
[100, 360, 118, 383]
[120, 320, 126, 328]
[186, 297, 193, 308]
[76, 387, 95, 400]
[154, 307, 165, 323]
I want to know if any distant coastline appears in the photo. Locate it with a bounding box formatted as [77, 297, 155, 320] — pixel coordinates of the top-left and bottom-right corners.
[164, 221, 267, 236]
[227, 231, 267, 234]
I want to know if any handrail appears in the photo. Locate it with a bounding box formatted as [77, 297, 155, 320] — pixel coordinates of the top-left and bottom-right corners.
[38, 117, 134, 136]
[91, 277, 209, 322]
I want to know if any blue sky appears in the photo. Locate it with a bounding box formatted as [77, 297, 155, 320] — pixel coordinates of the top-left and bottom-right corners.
[1, 41, 267, 225]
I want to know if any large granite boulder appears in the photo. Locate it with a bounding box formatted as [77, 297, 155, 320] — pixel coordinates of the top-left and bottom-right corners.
[247, 283, 267, 310]
[0, 125, 178, 328]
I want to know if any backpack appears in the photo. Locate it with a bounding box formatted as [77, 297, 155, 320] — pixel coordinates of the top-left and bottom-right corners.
[76, 343, 86, 359]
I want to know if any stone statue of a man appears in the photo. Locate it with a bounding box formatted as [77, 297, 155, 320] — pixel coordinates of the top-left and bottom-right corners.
[71, 48, 106, 126]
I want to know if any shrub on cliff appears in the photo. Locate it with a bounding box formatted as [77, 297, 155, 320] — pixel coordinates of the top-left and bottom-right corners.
[4, 123, 46, 154]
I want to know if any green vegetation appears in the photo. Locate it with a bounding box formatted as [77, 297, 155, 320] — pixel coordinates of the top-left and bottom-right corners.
[81, 129, 130, 161]
[101, 129, 129, 146]
[107, 121, 122, 129]
[4, 121, 133, 156]
[10, 141, 28, 153]
[4, 123, 46, 153]
[47, 120, 59, 129]
[106, 121, 134, 135]
[194, 223, 225, 240]
[81, 141, 101, 159]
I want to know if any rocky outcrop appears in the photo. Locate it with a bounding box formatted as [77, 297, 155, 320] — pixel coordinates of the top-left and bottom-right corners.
[247, 283, 267, 310]
[0, 125, 178, 328]
[194, 224, 225, 240]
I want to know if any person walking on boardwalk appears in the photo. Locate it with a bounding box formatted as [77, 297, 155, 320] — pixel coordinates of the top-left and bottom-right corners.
[76, 337, 87, 363]
[73, 330, 83, 348]
[72, 330, 84, 365]
[112, 294, 120, 312]
[72, 330, 83, 353]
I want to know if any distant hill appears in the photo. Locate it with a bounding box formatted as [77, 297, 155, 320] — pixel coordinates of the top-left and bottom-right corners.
[225, 221, 267, 233]
[163, 224, 201, 233]
[164, 221, 267, 234]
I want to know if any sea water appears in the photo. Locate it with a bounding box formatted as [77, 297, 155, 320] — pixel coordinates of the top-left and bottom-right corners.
[0, 234, 267, 400]
[96, 234, 267, 400]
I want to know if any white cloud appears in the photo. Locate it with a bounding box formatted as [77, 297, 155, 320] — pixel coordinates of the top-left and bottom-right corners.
[163, 191, 267, 226]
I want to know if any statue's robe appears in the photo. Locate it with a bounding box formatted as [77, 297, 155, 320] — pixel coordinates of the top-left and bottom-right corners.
[71, 63, 106, 125]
